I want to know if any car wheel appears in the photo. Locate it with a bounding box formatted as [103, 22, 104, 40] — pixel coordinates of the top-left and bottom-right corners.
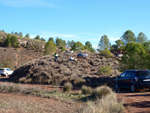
[114, 83, 119, 92]
[5, 73, 8, 77]
[130, 84, 135, 92]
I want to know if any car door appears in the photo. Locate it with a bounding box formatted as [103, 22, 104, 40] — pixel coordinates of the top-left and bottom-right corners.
[118, 72, 126, 88]
[123, 71, 133, 88]
[6, 68, 12, 75]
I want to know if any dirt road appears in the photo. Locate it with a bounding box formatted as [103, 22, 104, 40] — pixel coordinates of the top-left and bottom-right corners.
[119, 91, 150, 113]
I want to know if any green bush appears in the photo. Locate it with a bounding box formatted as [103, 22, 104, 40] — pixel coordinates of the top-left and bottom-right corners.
[60, 47, 67, 52]
[44, 41, 56, 55]
[63, 82, 72, 93]
[91, 86, 112, 99]
[100, 49, 112, 58]
[82, 85, 93, 95]
[98, 66, 112, 75]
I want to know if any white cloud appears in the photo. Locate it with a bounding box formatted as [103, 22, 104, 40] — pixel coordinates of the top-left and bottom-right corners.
[0, 0, 57, 7]
[40, 31, 81, 41]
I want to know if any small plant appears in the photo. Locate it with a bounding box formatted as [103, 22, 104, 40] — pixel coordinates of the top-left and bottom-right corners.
[73, 78, 86, 86]
[63, 82, 72, 93]
[91, 86, 112, 99]
[82, 92, 123, 113]
[60, 47, 67, 52]
[98, 66, 112, 75]
[82, 85, 92, 95]
[100, 49, 112, 58]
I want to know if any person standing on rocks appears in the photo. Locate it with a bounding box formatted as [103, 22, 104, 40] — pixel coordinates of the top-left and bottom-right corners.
[54, 53, 58, 62]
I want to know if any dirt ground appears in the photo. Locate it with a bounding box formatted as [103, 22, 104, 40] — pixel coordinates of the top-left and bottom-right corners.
[119, 91, 150, 113]
[0, 78, 150, 113]
[0, 93, 82, 113]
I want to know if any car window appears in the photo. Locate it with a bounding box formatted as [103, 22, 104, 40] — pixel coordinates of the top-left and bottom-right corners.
[131, 72, 137, 77]
[6, 69, 11, 71]
[120, 72, 126, 78]
[126, 71, 136, 78]
[137, 71, 150, 77]
[0, 69, 4, 71]
[126, 72, 132, 78]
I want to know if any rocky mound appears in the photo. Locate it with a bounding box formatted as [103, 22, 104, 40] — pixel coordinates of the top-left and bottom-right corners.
[10, 50, 120, 86]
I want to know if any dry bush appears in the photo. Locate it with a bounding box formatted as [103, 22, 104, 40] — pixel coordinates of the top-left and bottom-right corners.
[63, 82, 72, 93]
[82, 92, 123, 113]
[73, 78, 86, 86]
[91, 86, 112, 99]
[0, 54, 14, 68]
[81, 85, 93, 95]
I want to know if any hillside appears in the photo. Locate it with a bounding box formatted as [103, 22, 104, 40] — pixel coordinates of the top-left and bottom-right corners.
[10, 50, 120, 86]
[0, 47, 43, 69]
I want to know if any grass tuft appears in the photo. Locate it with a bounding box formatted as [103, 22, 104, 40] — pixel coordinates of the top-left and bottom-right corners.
[63, 82, 72, 93]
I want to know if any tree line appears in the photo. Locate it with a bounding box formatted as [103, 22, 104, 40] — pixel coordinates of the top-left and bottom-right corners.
[98, 30, 150, 71]
[1, 29, 150, 70]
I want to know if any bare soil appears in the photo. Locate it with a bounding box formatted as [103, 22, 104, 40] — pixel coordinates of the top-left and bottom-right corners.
[0, 79, 150, 113]
[0, 93, 82, 113]
[119, 91, 150, 113]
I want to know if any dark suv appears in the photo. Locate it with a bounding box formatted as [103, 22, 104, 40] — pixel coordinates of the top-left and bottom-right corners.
[115, 69, 150, 92]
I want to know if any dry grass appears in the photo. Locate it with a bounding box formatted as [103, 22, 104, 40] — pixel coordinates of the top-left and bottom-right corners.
[0, 83, 58, 98]
[82, 92, 123, 113]
[63, 82, 72, 93]
[91, 86, 113, 99]
[81, 85, 93, 95]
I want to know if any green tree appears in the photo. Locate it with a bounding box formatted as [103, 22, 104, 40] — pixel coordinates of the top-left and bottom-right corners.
[11, 35, 18, 48]
[15, 32, 18, 36]
[40, 37, 46, 41]
[115, 39, 124, 49]
[25, 33, 30, 38]
[75, 41, 85, 50]
[98, 35, 110, 51]
[136, 32, 147, 44]
[62, 40, 66, 47]
[85, 41, 95, 52]
[19, 32, 23, 37]
[35, 35, 40, 40]
[48, 37, 54, 43]
[71, 42, 77, 51]
[44, 41, 56, 55]
[56, 37, 66, 47]
[120, 42, 148, 71]
[67, 40, 71, 48]
[121, 30, 136, 44]
[56, 37, 62, 46]
[4, 34, 12, 47]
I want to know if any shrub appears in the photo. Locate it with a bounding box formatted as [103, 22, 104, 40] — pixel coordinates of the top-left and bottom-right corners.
[44, 41, 56, 55]
[63, 82, 72, 93]
[60, 47, 67, 52]
[100, 49, 112, 58]
[73, 78, 86, 86]
[82, 92, 123, 113]
[98, 66, 112, 75]
[82, 85, 93, 95]
[91, 86, 112, 99]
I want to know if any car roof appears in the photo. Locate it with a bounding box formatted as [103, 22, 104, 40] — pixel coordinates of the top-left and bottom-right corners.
[125, 69, 149, 72]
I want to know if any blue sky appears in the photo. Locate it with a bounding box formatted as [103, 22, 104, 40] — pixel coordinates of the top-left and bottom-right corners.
[0, 0, 150, 49]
